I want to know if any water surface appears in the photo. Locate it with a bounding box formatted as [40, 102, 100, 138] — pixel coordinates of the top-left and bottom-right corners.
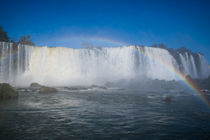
[0, 87, 210, 140]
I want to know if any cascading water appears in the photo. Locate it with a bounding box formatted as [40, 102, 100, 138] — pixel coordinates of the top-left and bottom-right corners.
[179, 53, 197, 78]
[179, 52, 209, 78]
[0, 42, 32, 83]
[0, 42, 209, 86]
[21, 46, 179, 86]
[198, 54, 209, 78]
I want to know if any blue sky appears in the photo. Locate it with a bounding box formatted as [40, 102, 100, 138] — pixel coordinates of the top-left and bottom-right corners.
[1, 0, 210, 62]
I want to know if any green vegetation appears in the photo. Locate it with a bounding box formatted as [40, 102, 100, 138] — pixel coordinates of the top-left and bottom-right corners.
[151, 43, 167, 49]
[0, 26, 10, 42]
[0, 26, 35, 45]
[18, 35, 35, 45]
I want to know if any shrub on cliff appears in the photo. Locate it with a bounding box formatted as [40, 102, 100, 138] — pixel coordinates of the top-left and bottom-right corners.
[18, 35, 35, 46]
[151, 43, 167, 49]
[0, 26, 35, 45]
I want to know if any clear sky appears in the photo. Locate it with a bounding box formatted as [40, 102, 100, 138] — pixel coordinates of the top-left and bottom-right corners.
[1, 0, 210, 62]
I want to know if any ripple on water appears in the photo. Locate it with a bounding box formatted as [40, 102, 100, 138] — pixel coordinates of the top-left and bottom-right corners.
[0, 89, 210, 139]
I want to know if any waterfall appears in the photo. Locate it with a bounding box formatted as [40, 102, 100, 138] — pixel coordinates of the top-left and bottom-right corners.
[190, 54, 198, 78]
[0, 42, 31, 84]
[0, 42, 209, 86]
[179, 53, 199, 78]
[179, 52, 209, 78]
[0, 42, 11, 82]
[20, 46, 179, 86]
[198, 54, 209, 78]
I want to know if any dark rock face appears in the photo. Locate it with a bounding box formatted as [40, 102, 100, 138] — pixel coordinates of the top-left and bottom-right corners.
[0, 83, 18, 100]
[167, 47, 199, 70]
[176, 47, 192, 54]
[39, 86, 57, 94]
[150, 44, 208, 78]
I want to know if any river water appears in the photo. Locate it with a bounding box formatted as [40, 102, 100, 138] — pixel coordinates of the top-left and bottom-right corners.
[0, 86, 210, 140]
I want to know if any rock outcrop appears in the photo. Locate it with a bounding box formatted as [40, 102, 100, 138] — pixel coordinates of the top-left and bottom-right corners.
[30, 82, 42, 88]
[39, 86, 57, 94]
[163, 96, 173, 103]
[29, 82, 57, 93]
[0, 83, 18, 100]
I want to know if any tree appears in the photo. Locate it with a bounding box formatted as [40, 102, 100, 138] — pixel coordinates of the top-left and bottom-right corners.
[18, 35, 35, 45]
[0, 26, 10, 42]
[0, 26, 35, 45]
[19, 36, 26, 43]
[158, 43, 167, 49]
[151, 43, 167, 49]
[151, 44, 157, 48]
[176, 46, 191, 53]
[11, 37, 15, 43]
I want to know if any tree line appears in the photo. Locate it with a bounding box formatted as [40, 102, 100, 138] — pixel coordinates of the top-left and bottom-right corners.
[0, 26, 35, 46]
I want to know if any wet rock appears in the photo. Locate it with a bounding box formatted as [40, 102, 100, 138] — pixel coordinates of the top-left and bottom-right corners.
[90, 85, 107, 89]
[105, 82, 113, 87]
[0, 83, 18, 100]
[30, 82, 42, 88]
[39, 86, 57, 94]
[200, 89, 210, 93]
[17, 87, 29, 92]
[29, 83, 57, 93]
[65, 86, 88, 90]
[163, 96, 173, 103]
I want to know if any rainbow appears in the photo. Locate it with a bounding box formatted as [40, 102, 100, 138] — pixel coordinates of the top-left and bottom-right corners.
[1, 40, 209, 108]
[1, 50, 18, 57]
[87, 36, 129, 46]
[49, 36, 129, 48]
[0, 47, 18, 62]
[52, 36, 210, 108]
[132, 46, 210, 108]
